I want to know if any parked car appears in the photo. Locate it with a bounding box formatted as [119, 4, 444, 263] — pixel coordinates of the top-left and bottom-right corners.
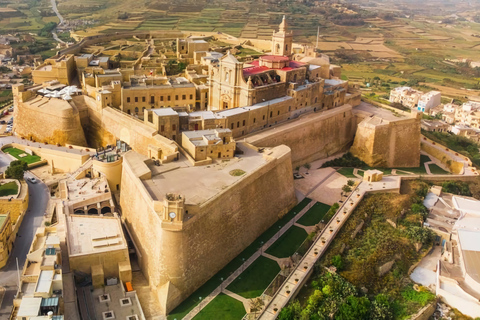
[0, 120, 5, 124]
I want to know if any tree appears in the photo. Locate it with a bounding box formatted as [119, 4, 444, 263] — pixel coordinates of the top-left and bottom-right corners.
[347, 180, 355, 187]
[336, 296, 371, 320]
[6, 160, 27, 180]
[342, 185, 352, 194]
[370, 294, 393, 320]
[331, 255, 344, 270]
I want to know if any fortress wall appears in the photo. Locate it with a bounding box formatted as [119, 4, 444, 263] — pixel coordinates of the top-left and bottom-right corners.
[351, 116, 421, 168]
[420, 142, 464, 174]
[100, 108, 178, 159]
[245, 104, 356, 168]
[14, 100, 87, 147]
[120, 145, 297, 314]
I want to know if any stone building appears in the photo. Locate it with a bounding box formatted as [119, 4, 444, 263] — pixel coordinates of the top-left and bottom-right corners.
[32, 54, 75, 85]
[389, 86, 423, 109]
[0, 212, 12, 269]
[181, 129, 235, 162]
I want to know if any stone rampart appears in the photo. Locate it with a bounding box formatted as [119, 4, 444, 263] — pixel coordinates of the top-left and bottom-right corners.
[14, 96, 87, 146]
[245, 104, 356, 168]
[351, 113, 421, 168]
[120, 145, 296, 314]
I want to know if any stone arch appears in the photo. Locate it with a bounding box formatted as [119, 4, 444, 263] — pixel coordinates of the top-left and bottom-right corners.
[88, 208, 98, 215]
[74, 209, 84, 214]
[101, 206, 112, 214]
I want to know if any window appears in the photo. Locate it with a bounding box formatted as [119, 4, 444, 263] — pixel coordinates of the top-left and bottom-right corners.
[160, 96, 163, 101]
[143, 107, 145, 111]
[243, 120, 245, 126]
[315, 97, 317, 103]
[142, 97, 146, 102]
[253, 118, 256, 123]
[190, 94, 193, 99]
[135, 97, 138, 102]
[288, 106, 291, 111]
[151, 96, 155, 103]
[277, 111, 280, 115]
[182, 95, 186, 100]
[237, 121, 240, 128]
[161, 125, 164, 132]
[263, 115, 265, 120]
[135, 107, 138, 113]
[127, 109, 131, 114]
[168, 96, 171, 101]
[270, 111, 273, 118]
[231, 123, 234, 129]
[127, 97, 130, 103]
[175, 95, 179, 100]
[172, 124, 176, 130]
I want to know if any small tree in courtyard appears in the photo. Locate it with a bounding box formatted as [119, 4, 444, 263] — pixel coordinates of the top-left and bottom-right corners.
[347, 179, 355, 186]
[303, 163, 311, 173]
[6, 160, 27, 180]
[342, 185, 352, 194]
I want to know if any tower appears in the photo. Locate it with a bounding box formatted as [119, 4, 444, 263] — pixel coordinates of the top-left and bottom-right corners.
[271, 15, 293, 58]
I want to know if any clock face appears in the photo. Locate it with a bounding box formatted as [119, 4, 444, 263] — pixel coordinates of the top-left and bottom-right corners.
[169, 212, 176, 219]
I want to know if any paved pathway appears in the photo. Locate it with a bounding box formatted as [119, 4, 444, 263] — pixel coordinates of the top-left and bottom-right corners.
[223, 289, 251, 312]
[257, 176, 402, 320]
[182, 199, 317, 320]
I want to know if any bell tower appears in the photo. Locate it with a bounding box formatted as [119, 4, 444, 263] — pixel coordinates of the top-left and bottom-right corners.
[271, 15, 293, 58]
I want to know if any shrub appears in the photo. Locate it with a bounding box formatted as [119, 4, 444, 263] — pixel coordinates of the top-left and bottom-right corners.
[322, 153, 367, 168]
[6, 160, 27, 180]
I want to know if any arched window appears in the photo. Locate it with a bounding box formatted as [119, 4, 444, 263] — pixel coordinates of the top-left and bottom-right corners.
[285, 44, 288, 52]
[315, 97, 318, 103]
[225, 72, 229, 82]
[127, 109, 131, 114]
[135, 107, 139, 114]
[276, 44, 280, 53]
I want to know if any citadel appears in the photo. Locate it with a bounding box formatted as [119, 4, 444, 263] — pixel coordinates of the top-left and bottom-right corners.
[5, 16, 424, 318]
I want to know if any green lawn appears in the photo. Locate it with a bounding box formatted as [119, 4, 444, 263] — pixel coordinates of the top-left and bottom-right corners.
[226, 256, 281, 299]
[192, 294, 246, 320]
[3, 147, 41, 164]
[0, 181, 18, 197]
[167, 198, 312, 319]
[266, 226, 308, 258]
[297, 202, 330, 226]
[337, 167, 356, 178]
[428, 164, 449, 175]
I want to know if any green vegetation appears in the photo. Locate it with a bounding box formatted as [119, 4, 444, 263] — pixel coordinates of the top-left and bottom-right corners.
[0, 90, 12, 97]
[167, 198, 311, 319]
[266, 226, 308, 258]
[323, 203, 339, 223]
[441, 181, 472, 196]
[0, 181, 19, 197]
[337, 167, 357, 178]
[192, 293, 245, 320]
[226, 256, 280, 299]
[422, 130, 480, 168]
[229, 169, 246, 176]
[428, 164, 449, 175]
[37, 22, 57, 37]
[4, 147, 41, 164]
[322, 153, 367, 168]
[5, 160, 27, 180]
[297, 202, 331, 226]
[281, 181, 436, 320]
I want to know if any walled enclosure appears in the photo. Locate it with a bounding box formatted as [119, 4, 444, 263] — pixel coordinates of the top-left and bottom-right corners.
[350, 113, 421, 168]
[245, 104, 356, 168]
[120, 145, 297, 314]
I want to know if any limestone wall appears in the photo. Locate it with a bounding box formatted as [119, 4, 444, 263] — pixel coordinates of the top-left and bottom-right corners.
[351, 115, 421, 168]
[120, 145, 296, 314]
[14, 97, 87, 147]
[245, 104, 356, 168]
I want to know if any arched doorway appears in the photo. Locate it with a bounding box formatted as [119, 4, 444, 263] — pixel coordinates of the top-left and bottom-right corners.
[88, 208, 98, 215]
[74, 209, 84, 215]
[101, 207, 112, 215]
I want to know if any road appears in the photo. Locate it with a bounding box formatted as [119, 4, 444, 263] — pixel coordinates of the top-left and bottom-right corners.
[50, 0, 65, 44]
[0, 155, 49, 319]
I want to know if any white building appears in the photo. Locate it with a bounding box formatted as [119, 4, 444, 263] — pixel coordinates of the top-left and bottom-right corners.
[417, 91, 441, 112]
[389, 86, 423, 109]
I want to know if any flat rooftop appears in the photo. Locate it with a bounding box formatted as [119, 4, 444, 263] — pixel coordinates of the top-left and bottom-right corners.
[66, 216, 127, 256]
[353, 101, 408, 121]
[458, 229, 480, 284]
[135, 142, 274, 205]
[152, 108, 178, 117]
